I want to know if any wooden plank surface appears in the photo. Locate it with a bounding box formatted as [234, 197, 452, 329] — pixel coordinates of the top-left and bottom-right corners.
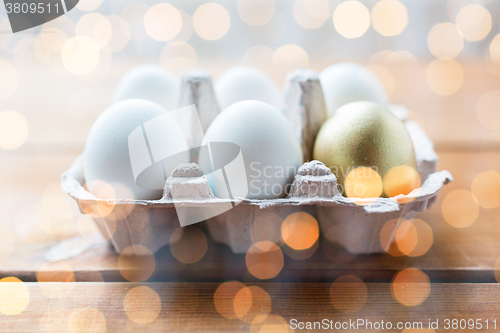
[1, 282, 500, 332]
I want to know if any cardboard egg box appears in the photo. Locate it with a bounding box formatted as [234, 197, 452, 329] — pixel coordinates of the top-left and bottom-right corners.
[62, 69, 453, 255]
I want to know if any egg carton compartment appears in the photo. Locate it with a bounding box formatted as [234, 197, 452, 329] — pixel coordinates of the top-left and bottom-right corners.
[62, 68, 452, 255]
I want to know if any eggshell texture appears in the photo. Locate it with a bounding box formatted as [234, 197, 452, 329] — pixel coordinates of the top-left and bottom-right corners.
[320, 62, 388, 116]
[84, 99, 190, 200]
[198, 100, 303, 199]
[114, 64, 179, 111]
[215, 66, 282, 110]
[313, 101, 417, 197]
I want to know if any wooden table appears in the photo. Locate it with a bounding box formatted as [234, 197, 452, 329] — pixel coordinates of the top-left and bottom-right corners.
[1, 60, 500, 331]
[1, 283, 500, 332]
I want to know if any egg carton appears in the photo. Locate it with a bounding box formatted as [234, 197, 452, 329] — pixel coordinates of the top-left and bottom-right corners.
[62, 69, 452, 255]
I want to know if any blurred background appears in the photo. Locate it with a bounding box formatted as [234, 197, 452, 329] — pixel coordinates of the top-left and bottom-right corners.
[1, 1, 500, 330]
[1, 0, 500, 149]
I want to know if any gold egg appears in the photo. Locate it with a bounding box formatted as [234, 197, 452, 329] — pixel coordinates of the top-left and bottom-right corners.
[313, 102, 418, 198]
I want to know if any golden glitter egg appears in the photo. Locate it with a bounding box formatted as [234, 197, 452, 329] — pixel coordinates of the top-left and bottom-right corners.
[313, 101, 418, 198]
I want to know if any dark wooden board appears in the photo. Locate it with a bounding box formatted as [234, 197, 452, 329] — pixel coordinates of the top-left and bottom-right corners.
[1, 282, 500, 332]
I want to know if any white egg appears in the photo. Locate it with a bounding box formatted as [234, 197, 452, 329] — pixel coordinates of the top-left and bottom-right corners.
[215, 66, 282, 110]
[320, 62, 388, 116]
[198, 100, 303, 199]
[84, 99, 190, 200]
[114, 64, 179, 111]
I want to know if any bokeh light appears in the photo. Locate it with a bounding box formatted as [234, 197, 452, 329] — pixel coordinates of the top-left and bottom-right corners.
[283, 239, 319, 260]
[118, 245, 156, 282]
[471, 170, 500, 209]
[37, 261, 75, 299]
[427, 23, 464, 59]
[0, 277, 29, 316]
[42, 15, 75, 33]
[193, 3, 231, 41]
[0, 57, 19, 99]
[333, 1, 370, 39]
[250, 212, 283, 245]
[303, 0, 331, 20]
[238, 0, 275, 26]
[407, 110, 426, 131]
[391, 269, 430, 306]
[40, 28, 68, 53]
[476, 91, 500, 130]
[144, 4, 182, 42]
[82, 180, 135, 220]
[124, 286, 162, 324]
[160, 41, 197, 76]
[106, 15, 130, 52]
[36, 261, 75, 284]
[250, 315, 291, 333]
[425, 58, 463, 96]
[369, 50, 395, 64]
[175, 10, 194, 42]
[76, 0, 104, 11]
[293, 0, 329, 30]
[214, 281, 246, 319]
[387, 50, 419, 66]
[281, 212, 319, 250]
[125, 318, 164, 332]
[344, 167, 383, 199]
[76, 13, 112, 50]
[68, 308, 106, 333]
[455, 4, 491, 42]
[246, 241, 284, 280]
[396, 220, 418, 255]
[0, 110, 28, 150]
[383, 165, 421, 198]
[371, 0, 408, 37]
[489, 34, 500, 67]
[367, 65, 395, 97]
[75, 270, 104, 283]
[442, 189, 479, 228]
[169, 226, 208, 264]
[61, 36, 100, 75]
[272, 44, 309, 74]
[232, 286, 252, 321]
[329, 275, 367, 313]
[34, 35, 58, 66]
[234, 286, 271, 324]
[380, 219, 405, 257]
[396, 219, 433, 257]
[80, 44, 112, 83]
